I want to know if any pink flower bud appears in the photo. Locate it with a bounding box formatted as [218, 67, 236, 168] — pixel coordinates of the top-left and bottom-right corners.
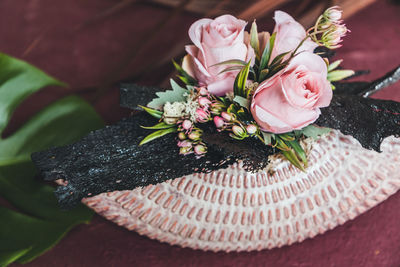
[232, 125, 245, 137]
[194, 144, 207, 155]
[198, 97, 212, 107]
[188, 130, 202, 141]
[246, 124, 257, 134]
[182, 119, 192, 130]
[198, 87, 209, 96]
[322, 24, 348, 49]
[177, 140, 192, 148]
[196, 108, 209, 122]
[178, 132, 186, 140]
[221, 112, 232, 121]
[324, 6, 342, 23]
[210, 102, 225, 114]
[213, 116, 225, 128]
[179, 146, 192, 155]
[335, 24, 348, 35]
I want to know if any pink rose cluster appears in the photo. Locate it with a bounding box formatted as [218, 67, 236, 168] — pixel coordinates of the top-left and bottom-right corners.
[182, 11, 332, 134]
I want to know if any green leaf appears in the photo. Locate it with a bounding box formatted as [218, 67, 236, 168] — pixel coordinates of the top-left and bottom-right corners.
[250, 21, 260, 59]
[139, 127, 177, 146]
[259, 32, 276, 71]
[229, 133, 246, 140]
[172, 59, 197, 86]
[269, 51, 290, 68]
[233, 95, 250, 109]
[278, 133, 295, 142]
[210, 59, 247, 68]
[0, 53, 104, 266]
[261, 131, 273, 145]
[0, 247, 32, 267]
[141, 122, 175, 130]
[0, 53, 66, 134]
[147, 79, 188, 110]
[139, 105, 163, 119]
[218, 66, 246, 75]
[0, 96, 103, 265]
[301, 125, 331, 139]
[233, 61, 251, 97]
[282, 150, 306, 172]
[275, 137, 291, 151]
[327, 69, 355, 82]
[327, 59, 343, 72]
[258, 69, 270, 82]
[288, 140, 308, 168]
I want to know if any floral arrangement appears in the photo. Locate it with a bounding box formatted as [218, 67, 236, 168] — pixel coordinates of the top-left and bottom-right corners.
[32, 5, 400, 209]
[139, 7, 354, 171]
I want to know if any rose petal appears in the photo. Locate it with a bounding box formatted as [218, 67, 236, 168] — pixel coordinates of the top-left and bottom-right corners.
[203, 42, 248, 71]
[188, 18, 213, 50]
[207, 74, 236, 96]
[185, 45, 211, 80]
[182, 54, 195, 78]
[315, 78, 333, 107]
[252, 105, 293, 133]
[272, 11, 318, 60]
[252, 76, 322, 132]
[281, 69, 319, 109]
[288, 52, 328, 77]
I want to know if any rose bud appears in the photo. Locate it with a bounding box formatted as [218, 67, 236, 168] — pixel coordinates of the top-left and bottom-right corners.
[232, 125, 246, 137]
[194, 144, 207, 155]
[178, 132, 187, 140]
[198, 97, 212, 107]
[221, 112, 232, 122]
[182, 119, 193, 130]
[188, 130, 202, 141]
[213, 116, 225, 128]
[246, 124, 257, 134]
[179, 146, 192, 155]
[195, 108, 210, 122]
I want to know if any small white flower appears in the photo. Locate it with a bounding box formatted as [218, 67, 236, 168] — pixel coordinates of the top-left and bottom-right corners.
[163, 102, 186, 124]
[184, 95, 201, 122]
[324, 6, 342, 23]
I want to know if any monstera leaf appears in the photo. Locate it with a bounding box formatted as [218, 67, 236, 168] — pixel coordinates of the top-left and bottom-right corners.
[0, 53, 104, 266]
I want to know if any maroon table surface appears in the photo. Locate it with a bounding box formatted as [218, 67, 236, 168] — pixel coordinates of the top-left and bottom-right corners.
[1, 0, 399, 266]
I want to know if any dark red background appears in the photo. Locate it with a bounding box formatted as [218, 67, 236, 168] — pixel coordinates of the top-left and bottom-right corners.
[1, 0, 399, 266]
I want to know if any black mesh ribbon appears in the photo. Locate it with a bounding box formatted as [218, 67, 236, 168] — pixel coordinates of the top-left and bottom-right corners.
[32, 65, 400, 209]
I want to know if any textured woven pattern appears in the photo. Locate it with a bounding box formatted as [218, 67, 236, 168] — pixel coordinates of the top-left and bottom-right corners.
[83, 130, 400, 252]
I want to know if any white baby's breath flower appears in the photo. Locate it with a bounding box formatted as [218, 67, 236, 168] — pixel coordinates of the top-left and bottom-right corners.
[163, 101, 186, 124]
[184, 95, 201, 122]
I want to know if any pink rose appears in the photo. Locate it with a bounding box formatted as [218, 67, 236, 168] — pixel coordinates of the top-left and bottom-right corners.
[182, 15, 255, 96]
[271, 11, 318, 60]
[251, 52, 332, 134]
